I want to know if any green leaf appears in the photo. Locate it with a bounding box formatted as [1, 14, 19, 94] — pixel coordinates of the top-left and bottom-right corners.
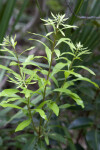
[59, 104, 73, 109]
[36, 100, 51, 109]
[64, 70, 82, 78]
[56, 38, 71, 47]
[0, 64, 12, 71]
[19, 46, 35, 56]
[0, 89, 19, 97]
[73, 77, 99, 88]
[68, 117, 93, 129]
[10, 61, 18, 66]
[0, 48, 16, 58]
[59, 29, 65, 36]
[45, 135, 49, 145]
[52, 62, 67, 75]
[49, 133, 66, 144]
[21, 88, 33, 98]
[50, 75, 59, 87]
[45, 47, 51, 65]
[1, 97, 22, 103]
[54, 88, 84, 108]
[54, 49, 60, 58]
[25, 55, 34, 62]
[34, 109, 47, 120]
[63, 81, 74, 89]
[61, 52, 75, 56]
[74, 66, 96, 75]
[15, 119, 31, 132]
[46, 32, 53, 37]
[0, 103, 22, 109]
[28, 32, 53, 43]
[48, 102, 59, 116]
[22, 62, 41, 69]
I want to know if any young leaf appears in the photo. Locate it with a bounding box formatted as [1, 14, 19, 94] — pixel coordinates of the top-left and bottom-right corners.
[48, 102, 59, 116]
[15, 119, 31, 132]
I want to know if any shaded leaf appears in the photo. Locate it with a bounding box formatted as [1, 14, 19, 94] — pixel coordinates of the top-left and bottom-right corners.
[68, 117, 93, 129]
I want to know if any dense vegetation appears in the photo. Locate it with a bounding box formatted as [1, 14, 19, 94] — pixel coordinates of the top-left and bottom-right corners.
[0, 0, 100, 150]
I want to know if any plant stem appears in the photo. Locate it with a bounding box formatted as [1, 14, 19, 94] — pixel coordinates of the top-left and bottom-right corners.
[27, 97, 39, 134]
[39, 30, 57, 136]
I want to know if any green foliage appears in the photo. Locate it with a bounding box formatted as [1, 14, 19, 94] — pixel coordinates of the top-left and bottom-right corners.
[0, 12, 99, 149]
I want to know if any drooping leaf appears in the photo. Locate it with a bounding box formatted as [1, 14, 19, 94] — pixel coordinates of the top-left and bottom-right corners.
[52, 62, 67, 75]
[48, 102, 59, 116]
[63, 81, 74, 89]
[59, 104, 73, 109]
[73, 77, 99, 88]
[54, 49, 60, 58]
[45, 135, 49, 145]
[22, 62, 41, 69]
[45, 47, 51, 65]
[56, 38, 71, 47]
[74, 65, 96, 75]
[49, 133, 66, 144]
[19, 46, 35, 56]
[54, 88, 84, 108]
[34, 109, 47, 120]
[0, 103, 22, 109]
[15, 119, 31, 132]
[0, 48, 16, 58]
[0, 89, 19, 97]
[1, 97, 22, 104]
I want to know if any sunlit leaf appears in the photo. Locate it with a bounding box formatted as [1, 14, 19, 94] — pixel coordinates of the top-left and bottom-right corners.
[15, 119, 31, 132]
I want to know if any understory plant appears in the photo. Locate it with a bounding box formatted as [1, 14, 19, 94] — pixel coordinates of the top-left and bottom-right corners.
[0, 13, 99, 149]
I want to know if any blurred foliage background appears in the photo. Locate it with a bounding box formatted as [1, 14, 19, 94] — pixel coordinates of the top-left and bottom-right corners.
[0, 0, 100, 149]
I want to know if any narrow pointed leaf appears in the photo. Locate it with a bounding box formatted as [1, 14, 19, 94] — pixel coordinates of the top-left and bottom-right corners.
[15, 119, 31, 132]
